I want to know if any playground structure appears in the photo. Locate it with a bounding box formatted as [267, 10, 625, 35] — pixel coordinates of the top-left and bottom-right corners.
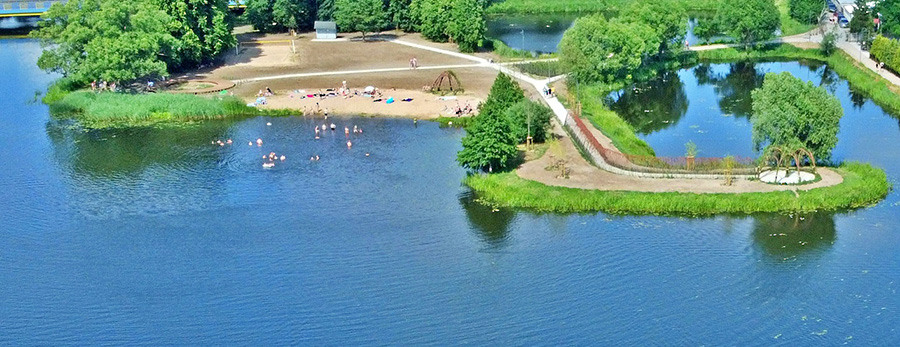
[430, 70, 463, 95]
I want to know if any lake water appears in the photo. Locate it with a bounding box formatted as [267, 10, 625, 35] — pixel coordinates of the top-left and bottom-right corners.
[604, 60, 890, 161]
[3, 39, 900, 345]
[485, 14, 578, 54]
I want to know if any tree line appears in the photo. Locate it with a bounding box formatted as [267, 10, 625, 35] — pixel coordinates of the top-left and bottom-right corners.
[246, 0, 487, 52]
[560, 0, 784, 84]
[33, 0, 236, 85]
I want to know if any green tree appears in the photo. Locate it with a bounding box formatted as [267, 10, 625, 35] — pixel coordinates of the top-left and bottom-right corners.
[246, 0, 316, 33]
[559, 14, 659, 83]
[388, 0, 414, 31]
[716, 0, 780, 46]
[317, 0, 335, 20]
[789, 0, 824, 24]
[478, 72, 525, 119]
[750, 72, 843, 161]
[447, 0, 486, 53]
[334, 0, 387, 40]
[457, 73, 521, 172]
[876, 0, 900, 38]
[505, 100, 553, 143]
[849, 0, 874, 47]
[821, 29, 838, 56]
[620, 0, 687, 55]
[693, 17, 719, 44]
[153, 0, 235, 69]
[32, 0, 176, 84]
[246, 0, 276, 32]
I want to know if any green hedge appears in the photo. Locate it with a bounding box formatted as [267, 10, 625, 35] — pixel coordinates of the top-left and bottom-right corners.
[871, 35, 900, 74]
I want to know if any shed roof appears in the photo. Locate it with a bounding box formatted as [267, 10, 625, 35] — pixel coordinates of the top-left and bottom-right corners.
[314, 21, 336, 30]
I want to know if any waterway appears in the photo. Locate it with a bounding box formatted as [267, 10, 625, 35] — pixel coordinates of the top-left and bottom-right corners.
[485, 14, 578, 54]
[2, 39, 900, 345]
[604, 60, 892, 162]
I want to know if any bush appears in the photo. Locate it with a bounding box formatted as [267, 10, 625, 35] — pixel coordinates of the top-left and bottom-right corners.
[505, 100, 554, 143]
[871, 35, 900, 73]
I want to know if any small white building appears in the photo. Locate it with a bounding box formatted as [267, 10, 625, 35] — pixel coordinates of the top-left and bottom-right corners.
[314, 21, 337, 40]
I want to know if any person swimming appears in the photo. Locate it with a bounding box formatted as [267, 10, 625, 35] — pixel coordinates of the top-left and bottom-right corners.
[330, 123, 336, 130]
[256, 138, 263, 146]
[347, 140, 352, 149]
[280, 155, 286, 161]
[226, 139, 233, 144]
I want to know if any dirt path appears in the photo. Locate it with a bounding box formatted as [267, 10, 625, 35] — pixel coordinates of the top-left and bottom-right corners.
[518, 125, 844, 194]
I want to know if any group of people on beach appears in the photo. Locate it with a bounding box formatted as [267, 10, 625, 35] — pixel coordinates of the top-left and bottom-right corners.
[257, 86, 275, 97]
[451, 101, 474, 117]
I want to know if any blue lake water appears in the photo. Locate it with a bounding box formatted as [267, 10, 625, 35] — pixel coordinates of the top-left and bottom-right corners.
[2, 39, 900, 345]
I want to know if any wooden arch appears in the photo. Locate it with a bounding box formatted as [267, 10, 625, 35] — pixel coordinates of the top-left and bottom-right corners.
[432, 70, 462, 92]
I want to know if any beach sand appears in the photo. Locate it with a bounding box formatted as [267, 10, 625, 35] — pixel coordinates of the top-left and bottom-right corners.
[255, 89, 482, 119]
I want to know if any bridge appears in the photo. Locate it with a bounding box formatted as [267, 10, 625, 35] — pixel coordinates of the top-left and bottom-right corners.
[0, 0, 246, 18]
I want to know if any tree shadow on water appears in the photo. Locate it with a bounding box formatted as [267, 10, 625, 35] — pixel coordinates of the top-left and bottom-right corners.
[459, 190, 516, 250]
[751, 212, 837, 261]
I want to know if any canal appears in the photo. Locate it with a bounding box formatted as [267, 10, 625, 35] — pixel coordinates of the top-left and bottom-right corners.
[1, 39, 899, 345]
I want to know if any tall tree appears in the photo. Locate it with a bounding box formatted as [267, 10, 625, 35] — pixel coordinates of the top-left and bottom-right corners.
[751, 72, 843, 161]
[32, 0, 176, 83]
[559, 14, 659, 83]
[447, 0, 486, 52]
[479, 72, 525, 123]
[457, 75, 519, 172]
[318, 0, 335, 20]
[876, 0, 900, 38]
[246, 0, 316, 32]
[789, 0, 824, 24]
[716, 0, 780, 46]
[153, 0, 235, 69]
[849, 0, 874, 46]
[334, 0, 387, 40]
[388, 0, 414, 31]
[620, 0, 687, 55]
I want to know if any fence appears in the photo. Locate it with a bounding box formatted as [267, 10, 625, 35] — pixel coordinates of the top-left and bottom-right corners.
[562, 111, 758, 179]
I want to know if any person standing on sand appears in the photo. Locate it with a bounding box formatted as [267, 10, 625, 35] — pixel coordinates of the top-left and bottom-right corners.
[413, 57, 419, 69]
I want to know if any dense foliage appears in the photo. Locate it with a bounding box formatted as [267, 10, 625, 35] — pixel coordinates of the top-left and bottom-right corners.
[457, 73, 547, 172]
[409, 0, 486, 52]
[875, 0, 900, 38]
[246, 0, 317, 32]
[334, 0, 387, 39]
[619, 0, 687, 55]
[849, 0, 874, 47]
[750, 72, 842, 161]
[505, 100, 553, 143]
[871, 35, 900, 73]
[154, 0, 235, 70]
[559, 14, 659, 83]
[32, 0, 177, 83]
[716, 0, 780, 46]
[788, 0, 823, 24]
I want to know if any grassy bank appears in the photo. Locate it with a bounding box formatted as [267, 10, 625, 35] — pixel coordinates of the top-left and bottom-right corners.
[465, 162, 890, 215]
[49, 90, 281, 129]
[487, 39, 556, 61]
[775, 0, 815, 36]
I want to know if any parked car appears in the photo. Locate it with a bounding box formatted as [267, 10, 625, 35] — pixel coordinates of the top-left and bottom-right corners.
[839, 17, 850, 28]
[828, 2, 837, 12]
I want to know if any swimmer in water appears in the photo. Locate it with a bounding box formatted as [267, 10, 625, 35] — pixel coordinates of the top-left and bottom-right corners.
[330, 123, 336, 130]
[280, 155, 286, 161]
[226, 139, 233, 145]
[365, 152, 370, 157]
[263, 162, 274, 168]
[345, 126, 349, 136]
[256, 138, 263, 146]
[347, 140, 352, 149]
[353, 125, 358, 133]
[249, 141, 253, 146]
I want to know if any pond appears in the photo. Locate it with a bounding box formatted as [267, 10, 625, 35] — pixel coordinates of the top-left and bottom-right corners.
[604, 60, 884, 161]
[485, 14, 578, 54]
[3, 39, 900, 345]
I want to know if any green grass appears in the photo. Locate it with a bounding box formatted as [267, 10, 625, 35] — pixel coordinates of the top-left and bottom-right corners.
[50, 90, 275, 129]
[433, 116, 475, 128]
[465, 162, 891, 215]
[775, 0, 816, 36]
[516, 60, 567, 78]
[575, 82, 657, 157]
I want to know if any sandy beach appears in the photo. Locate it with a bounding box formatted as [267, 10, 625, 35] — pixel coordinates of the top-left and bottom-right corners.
[254, 89, 482, 119]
